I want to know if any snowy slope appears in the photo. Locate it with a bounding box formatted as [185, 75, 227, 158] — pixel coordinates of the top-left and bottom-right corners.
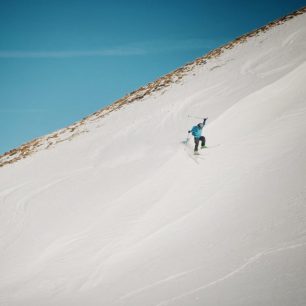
[1, 9, 306, 306]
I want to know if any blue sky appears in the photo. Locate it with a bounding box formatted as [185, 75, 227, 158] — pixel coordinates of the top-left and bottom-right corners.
[1, 0, 305, 154]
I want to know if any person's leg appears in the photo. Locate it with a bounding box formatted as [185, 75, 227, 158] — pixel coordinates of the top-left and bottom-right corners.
[194, 137, 200, 151]
[200, 136, 206, 147]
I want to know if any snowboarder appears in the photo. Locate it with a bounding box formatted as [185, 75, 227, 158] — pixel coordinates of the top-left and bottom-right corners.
[188, 118, 208, 154]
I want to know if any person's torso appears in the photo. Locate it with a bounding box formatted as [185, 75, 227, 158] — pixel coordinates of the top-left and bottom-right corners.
[191, 126, 202, 138]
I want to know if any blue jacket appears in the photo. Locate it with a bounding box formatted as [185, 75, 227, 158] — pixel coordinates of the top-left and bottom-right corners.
[189, 118, 207, 139]
[190, 125, 203, 138]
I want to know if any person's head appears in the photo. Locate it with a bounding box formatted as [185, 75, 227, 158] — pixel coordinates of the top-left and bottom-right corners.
[197, 123, 204, 128]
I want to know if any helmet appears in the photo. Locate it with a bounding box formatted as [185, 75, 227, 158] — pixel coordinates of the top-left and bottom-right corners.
[198, 123, 204, 128]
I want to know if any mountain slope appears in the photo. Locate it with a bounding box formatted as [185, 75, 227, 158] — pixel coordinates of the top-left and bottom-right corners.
[1, 8, 306, 306]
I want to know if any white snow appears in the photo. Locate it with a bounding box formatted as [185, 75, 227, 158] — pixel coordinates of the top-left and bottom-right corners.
[1, 12, 306, 306]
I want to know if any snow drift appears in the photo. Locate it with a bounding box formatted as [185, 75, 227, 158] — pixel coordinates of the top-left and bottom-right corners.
[1, 8, 306, 306]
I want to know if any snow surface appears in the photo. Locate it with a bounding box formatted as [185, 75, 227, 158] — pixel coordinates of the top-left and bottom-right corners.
[1, 12, 306, 306]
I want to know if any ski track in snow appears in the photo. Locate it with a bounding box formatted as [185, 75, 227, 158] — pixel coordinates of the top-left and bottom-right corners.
[0, 183, 28, 250]
[118, 268, 200, 300]
[281, 27, 306, 47]
[153, 242, 306, 306]
[16, 166, 92, 212]
[0, 183, 28, 198]
[0, 166, 92, 252]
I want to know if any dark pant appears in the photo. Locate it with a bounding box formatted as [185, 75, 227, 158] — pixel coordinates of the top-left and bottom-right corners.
[194, 136, 205, 151]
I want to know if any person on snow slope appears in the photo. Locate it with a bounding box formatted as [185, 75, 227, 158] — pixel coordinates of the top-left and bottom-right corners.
[188, 118, 208, 154]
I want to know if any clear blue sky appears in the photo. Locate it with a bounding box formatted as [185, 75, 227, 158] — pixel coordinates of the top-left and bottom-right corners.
[1, 0, 305, 154]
